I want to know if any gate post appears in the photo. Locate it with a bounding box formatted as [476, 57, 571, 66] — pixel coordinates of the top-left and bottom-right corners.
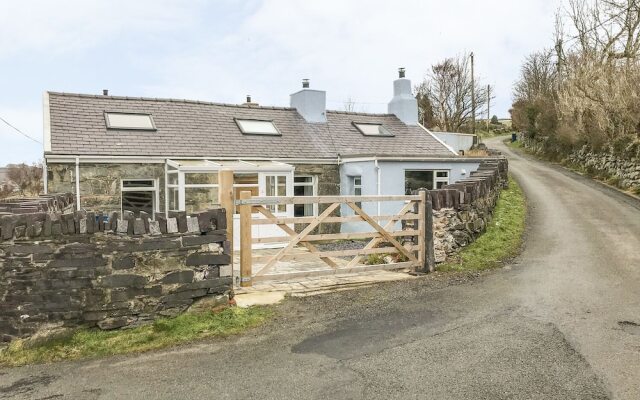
[239, 191, 253, 287]
[425, 193, 435, 273]
[218, 170, 234, 252]
[418, 190, 435, 273]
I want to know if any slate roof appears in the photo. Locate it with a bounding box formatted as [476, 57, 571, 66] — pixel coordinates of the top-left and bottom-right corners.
[46, 92, 455, 159]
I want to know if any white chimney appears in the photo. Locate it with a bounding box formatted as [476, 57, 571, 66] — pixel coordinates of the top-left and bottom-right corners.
[290, 79, 326, 123]
[388, 68, 418, 125]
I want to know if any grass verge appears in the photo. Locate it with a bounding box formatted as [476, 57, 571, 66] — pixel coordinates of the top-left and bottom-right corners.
[0, 306, 272, 367]
[438, 176, 526, 271]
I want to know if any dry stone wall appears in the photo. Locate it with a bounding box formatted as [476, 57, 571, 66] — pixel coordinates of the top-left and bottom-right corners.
[0, 193, 74, 216]
[429, 159, 508, 263]
[0, 207, 231, 342]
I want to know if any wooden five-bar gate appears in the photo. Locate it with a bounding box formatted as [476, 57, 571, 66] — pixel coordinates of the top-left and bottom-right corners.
[234, 190, 434, 287]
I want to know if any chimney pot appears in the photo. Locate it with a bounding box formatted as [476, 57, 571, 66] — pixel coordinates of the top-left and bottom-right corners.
[398, 68, 405, 78]
[103, 89, 109, 96]
[246, 95, 252, 103]
[302, 79, 310, 89]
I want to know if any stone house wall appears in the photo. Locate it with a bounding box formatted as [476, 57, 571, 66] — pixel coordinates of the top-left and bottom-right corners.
[0, 207, 231, 342]
[47, 163, 166, 214]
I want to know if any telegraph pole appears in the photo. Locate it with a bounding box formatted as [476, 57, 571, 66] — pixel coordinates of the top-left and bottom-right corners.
[470, 52, 476, 135]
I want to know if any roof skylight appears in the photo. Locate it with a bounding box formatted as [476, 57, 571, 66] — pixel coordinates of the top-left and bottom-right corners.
[235, 119, 280, 135]
[353, 122, 393, 136]
[105, 112, 155, 130]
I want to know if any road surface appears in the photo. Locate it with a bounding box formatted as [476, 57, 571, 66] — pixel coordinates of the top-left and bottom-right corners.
[2, 137, 639, 399]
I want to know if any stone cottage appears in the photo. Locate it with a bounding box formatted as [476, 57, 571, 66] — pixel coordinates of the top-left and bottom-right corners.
[43, 69, 485, 243]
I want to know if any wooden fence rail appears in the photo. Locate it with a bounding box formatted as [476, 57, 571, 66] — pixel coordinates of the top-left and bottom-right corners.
[236, 190, 434, 287]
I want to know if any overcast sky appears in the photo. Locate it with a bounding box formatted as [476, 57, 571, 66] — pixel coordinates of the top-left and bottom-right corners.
[0, 0, 560, 164]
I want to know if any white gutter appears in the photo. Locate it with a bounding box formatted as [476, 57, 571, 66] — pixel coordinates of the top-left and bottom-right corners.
[44, 154, 339, 165]
[75, 157, 80, 211]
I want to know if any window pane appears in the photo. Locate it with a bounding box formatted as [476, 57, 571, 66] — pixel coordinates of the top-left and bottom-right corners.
[436, 171, 449, 178]
[294, 183, 314, 217]
[106, 113, 154, 130]
[354, 123, 392, 136]
[294, 176, 313, 183]
[234, 173, 258, 185]
[123, 180, 154, 188]
[168, 187, 179, 211]
[185, 187, 219, 214]
[405, 170, 434, 194]
[436, 181, 447, 189]
[354, 176, 361, 186]
[167, 173, 178, 185]
[277, 177, 286, 196]
[122, 191, 153, 216]
[266, 176, 275, 196]
[185, 173, 218, 185]
[354, 188, 362, 196]
[236, 119, 279, 135]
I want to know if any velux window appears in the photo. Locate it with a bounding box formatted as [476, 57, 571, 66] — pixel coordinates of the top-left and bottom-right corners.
[105, 112, 155, 130]
[235, 119, 280, 135]
[353, 122, 393, 136]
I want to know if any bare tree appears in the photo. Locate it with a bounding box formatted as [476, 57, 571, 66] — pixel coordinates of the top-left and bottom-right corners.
[513, 50, 557, 103]
[415, 54, 490, 132]
[7, 163, 43, 196]
[512, 0, 640, 146]
[0, 183, 13, 199]
[343, 97, 357, 112]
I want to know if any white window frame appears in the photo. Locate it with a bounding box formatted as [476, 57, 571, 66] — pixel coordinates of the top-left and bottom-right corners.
[260, 173, 289, 215]
[404, 169, 450, 191]
[351, 175, 362, 208]
[434, 170, 450, 189]
[105, 112, 156, 130]
[120, 178, 159, 217]
[293, 175, 318, 217]
[234, 118, 281, 136]
[166, 171, 220, 213]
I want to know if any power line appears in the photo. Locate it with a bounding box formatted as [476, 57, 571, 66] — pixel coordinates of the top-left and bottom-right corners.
[0, 115, 42, 144]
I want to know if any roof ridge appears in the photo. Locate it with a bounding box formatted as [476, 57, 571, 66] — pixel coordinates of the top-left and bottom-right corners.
[46, 91, 296, 111]
[326, 109, 393, 117]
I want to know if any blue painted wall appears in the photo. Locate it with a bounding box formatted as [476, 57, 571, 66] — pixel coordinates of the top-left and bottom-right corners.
[339, 159, 482, 232]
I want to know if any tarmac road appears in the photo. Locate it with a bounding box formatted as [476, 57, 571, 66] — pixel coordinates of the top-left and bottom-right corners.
[1, 136, 639, 399]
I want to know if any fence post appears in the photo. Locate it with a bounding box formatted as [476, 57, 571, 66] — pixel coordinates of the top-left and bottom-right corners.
[218, 170, 234, 252]
[239, 190, 252, 287]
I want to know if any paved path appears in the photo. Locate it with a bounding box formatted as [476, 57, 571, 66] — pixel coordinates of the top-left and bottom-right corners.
[2, 137, 639, 399]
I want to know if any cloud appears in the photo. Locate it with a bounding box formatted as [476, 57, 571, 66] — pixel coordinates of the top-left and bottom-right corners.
[0, 0, 202, 58]
[148, 0, 561, 115]
[0, 0, 562, 164]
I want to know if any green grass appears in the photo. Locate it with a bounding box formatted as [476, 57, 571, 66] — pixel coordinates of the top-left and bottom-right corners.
[0, 306, 272, 367]
[439, 177, 526, 271]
